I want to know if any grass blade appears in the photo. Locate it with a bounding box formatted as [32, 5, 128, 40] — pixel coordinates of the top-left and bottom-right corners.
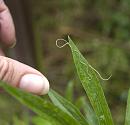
[0, 82, 80, 125]
[125, 89, 130, 125]
[68, 36, 114, 125]
[32, 116, 52, 125]
[48, 89, 89, 125]
[75, 96, 97, 125]
[65, 81, 74, 102]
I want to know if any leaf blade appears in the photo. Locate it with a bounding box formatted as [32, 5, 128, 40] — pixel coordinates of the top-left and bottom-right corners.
[65, 81, 74, 102]
[1, 82, 80, 125]
[68, 36, 114, 125]
[125, 89, 130, 125]
[49, 89, 89, 125]
[75, 96, 97, 125]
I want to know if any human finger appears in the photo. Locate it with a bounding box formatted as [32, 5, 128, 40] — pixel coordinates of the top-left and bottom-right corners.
[0, 56, 49, 95]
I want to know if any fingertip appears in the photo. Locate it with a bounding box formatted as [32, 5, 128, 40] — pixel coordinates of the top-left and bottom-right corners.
[40, 75, 50, 95]
[19, 74, 50, 95]
[0, 56, 50, 95]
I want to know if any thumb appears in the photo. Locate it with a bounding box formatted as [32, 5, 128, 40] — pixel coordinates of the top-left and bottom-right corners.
[0, 56, 49, 95]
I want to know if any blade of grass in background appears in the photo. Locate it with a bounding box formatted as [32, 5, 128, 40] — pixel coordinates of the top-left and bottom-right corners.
[65, 81, 74, 102]
[75, 96, 97, 125]
[0, 82, 80, 125]
[49, 89, 89, 125]
[13, 112, 30, 125]
[68, 36, 114, 125]
[32, 116, 52, 125]
[13, 116, 28, 125]
[125, 89, 130, 125]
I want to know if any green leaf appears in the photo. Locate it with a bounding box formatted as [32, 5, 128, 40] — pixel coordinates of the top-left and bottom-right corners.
[68, 36, 114, 125]
[125, 89, 130, 125]
[75, 96, 97, 125]
[0, 82, 80, 125]
[13, 116, 28, 125]
[65, 80, 74, 102]
[32, 116, 52, 125]
[48, 89, 89, 125]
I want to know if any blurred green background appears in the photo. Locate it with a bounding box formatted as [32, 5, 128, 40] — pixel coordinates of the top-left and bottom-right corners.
[1, 0, 130, 124]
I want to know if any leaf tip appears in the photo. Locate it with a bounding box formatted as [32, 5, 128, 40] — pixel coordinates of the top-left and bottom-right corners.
[68, 35, 72, 42]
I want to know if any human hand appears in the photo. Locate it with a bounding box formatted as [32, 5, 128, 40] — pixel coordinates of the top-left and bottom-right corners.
[0, 0, 49, 95]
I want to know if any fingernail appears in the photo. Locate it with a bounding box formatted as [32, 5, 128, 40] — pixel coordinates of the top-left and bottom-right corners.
[19, 74, 49, 95]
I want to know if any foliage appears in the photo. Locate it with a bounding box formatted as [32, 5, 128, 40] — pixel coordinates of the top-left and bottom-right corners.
[29, 0, 130, 105]
[1, 37, 130, 125]
[125, 89, 130, 125]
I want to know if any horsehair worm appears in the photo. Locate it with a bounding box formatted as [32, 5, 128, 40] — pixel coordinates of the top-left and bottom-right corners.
[88, 64, 112, 81]
[56, 38, 112, 81]
[56, 39, 69, 48]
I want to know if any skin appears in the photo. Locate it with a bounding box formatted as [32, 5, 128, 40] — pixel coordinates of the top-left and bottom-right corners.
[0, 0, 49, 95]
